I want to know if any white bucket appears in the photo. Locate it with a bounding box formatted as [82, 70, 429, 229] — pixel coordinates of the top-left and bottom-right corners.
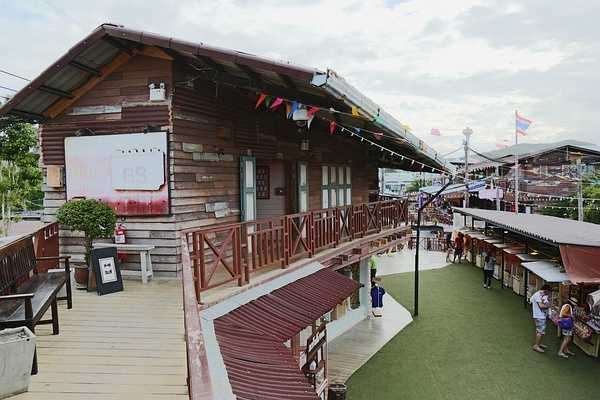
[0, 327, 36, 399]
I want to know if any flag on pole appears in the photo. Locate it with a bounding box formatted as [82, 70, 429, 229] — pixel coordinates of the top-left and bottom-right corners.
[430, 128, 441, 136]
[516, 112, 532, 136]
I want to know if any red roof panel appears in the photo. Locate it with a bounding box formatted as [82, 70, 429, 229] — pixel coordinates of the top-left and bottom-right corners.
[215, 268, 360, 400]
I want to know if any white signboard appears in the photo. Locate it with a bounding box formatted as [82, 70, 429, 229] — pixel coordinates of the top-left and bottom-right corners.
[64, 132, 169, 215]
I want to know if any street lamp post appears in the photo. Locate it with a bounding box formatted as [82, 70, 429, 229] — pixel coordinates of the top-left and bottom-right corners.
[462, 127, 473, 208]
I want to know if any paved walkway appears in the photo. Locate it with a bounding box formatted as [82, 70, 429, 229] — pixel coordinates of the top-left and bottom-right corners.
[327, 249, 448, 383]
[14, 279, 187, 400]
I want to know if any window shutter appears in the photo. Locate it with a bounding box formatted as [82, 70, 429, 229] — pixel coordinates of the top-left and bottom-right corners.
[298, 162, 309, 212]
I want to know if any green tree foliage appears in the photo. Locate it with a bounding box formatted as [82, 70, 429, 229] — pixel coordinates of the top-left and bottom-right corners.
[0, 117, 43, 235]
[57, 199, 117, 264]
[539, 174, 600, 224]
[405, 179, 430, 193]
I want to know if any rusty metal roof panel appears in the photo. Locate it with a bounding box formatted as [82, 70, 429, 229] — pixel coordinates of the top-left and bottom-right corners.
[214, 268, 359, 400]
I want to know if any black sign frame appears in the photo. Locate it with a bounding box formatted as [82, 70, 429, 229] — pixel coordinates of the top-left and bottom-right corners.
[91, 247, 124, 296]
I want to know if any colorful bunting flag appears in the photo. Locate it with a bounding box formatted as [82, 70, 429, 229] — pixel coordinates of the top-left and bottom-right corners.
[285, 102, 292, 118]
[329, 121, 337, 135]
[255, 93, 267, 109]
[264, 95, 273, 107]
[307, 115, 315, 130]
[307, 106, 320, 118]
[373, 132, 383, 140]
[353, 127, 361, 135]
[351, 106, 360, 117]
[270, 97, 284, 110]
[430, 128, 441, 136]
[288, 101, 299, 119]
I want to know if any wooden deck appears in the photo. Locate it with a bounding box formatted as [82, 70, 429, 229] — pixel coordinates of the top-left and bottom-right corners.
[13, 279, 188, 400]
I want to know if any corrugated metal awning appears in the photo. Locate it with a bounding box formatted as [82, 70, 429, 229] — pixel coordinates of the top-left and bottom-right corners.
[522, 261, 570, 283]
[454, 208, 600, 247]
[214, 268, 360, 400]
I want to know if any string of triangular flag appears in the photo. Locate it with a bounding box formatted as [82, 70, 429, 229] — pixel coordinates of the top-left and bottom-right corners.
[253, 92, 450, 176]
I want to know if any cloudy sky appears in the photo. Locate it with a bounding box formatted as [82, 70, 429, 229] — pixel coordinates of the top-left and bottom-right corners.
[0, 0, 598, 157]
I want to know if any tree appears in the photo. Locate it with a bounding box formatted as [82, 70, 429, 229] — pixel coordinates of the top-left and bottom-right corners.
[405, 179, 431, 193]
[57, 199, 117, 266]
[0, 116, 43, 236]
[539, 173, 600, 224]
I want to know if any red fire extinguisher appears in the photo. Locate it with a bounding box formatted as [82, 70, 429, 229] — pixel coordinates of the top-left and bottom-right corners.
[114, 224, 128, 263]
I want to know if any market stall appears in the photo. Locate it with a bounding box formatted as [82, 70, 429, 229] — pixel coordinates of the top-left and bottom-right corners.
[516, 254, 554, 301]
[483, 239, 505, 280]
[502, 247, 526, 295]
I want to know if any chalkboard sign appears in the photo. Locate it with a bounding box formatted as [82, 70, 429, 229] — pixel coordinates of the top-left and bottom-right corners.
[91, 247, 124, 296]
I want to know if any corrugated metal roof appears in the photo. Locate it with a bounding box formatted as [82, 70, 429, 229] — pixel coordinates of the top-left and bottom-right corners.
[214, 268, 360, 400]
[454, 207, 600, 247]
[0, 23, 450, 172]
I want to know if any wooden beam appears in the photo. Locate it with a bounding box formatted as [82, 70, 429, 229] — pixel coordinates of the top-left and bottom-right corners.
[68, 60, 102, 76]
[11, 109, 46, 122]
[43, 52, 132, 119]
[39, 85, 74, 99]
[138, 46, 173, 61]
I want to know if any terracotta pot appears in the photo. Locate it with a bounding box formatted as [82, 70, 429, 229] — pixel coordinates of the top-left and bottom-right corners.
[73, 265, 89, 286]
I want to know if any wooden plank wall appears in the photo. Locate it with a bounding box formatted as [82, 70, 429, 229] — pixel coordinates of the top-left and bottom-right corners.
[169, 67, 378, 236]
[38, 57, 378, 277]
[39, 55, 180, 275]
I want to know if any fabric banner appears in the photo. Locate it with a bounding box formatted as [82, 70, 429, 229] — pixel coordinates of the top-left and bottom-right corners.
[560, 245, 600, 284]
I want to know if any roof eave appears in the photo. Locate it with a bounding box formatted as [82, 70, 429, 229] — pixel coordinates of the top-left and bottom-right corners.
[312, 69, 452, 173]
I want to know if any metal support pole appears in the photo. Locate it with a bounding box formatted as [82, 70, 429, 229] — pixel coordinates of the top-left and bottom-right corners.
[577, 158, 584, 222]
[495, 165, 501, 211]
[514, 110, 519, 213]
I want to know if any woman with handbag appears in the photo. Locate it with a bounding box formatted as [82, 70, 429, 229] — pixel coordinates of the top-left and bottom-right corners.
[558, 303, 575, 358]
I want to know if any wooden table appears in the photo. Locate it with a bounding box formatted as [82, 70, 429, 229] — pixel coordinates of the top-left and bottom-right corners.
[93, 243, 155, 283]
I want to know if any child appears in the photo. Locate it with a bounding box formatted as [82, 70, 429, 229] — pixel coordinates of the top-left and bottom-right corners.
[558, 303, 575, 358]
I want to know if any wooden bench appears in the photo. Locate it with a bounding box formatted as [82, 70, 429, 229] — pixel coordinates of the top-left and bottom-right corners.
[0, 234, 72, 374]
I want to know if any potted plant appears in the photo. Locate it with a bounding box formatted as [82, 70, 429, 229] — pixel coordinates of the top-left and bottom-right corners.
[56, 199, 116, 285]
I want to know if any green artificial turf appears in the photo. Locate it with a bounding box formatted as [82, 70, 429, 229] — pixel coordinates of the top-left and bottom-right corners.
[346, 263, 599, 400]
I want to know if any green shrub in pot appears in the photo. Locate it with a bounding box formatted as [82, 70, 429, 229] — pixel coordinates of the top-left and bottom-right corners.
[56, 199, 116, 266]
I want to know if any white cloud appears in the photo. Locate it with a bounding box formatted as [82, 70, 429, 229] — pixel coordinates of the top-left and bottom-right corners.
[0, 0, 598, 156]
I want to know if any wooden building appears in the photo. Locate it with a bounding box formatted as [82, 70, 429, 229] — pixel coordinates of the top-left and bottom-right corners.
[469, 142, 600, 209]
[0, 23, 450, 277]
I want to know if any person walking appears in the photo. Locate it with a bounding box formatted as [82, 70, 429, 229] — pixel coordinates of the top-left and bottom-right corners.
[558, 303, 575, 358]
[369, 255, 377, 281]
[371, 280, 386, 317]
[483, 251, 496, 288]
[530, 284, 552, 353]
[453, 232, 464, 263]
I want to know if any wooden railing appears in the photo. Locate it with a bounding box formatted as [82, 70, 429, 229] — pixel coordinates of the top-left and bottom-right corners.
[184, 199, 408, 302]
[408, 236, 448, 252]
[181, 235, 217, 400]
